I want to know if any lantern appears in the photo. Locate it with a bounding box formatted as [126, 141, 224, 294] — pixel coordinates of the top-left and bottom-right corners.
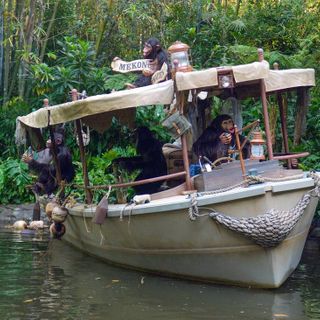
[218, 73, 234, 89]
[250, 131, 265, 160]
[167, 41, 193, 73]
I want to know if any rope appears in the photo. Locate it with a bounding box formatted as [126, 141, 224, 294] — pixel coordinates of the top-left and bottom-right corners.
[197, 180, 248, 197]
[309, 171, 320, 198]
[209, 192, 312, 247]
[187, 171, 320, 247]
[188, 193, 199, 220]
[83, 206, 91, 233]
[197, 173, 305, 197]
[99, 225, 105, 246]
[98, 186, 112, 245]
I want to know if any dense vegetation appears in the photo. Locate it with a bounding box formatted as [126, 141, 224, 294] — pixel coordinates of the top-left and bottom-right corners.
[0, 0, 319, 204]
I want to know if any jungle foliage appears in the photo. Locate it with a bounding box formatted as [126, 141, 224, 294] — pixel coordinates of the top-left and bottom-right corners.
[0, 0, 319, 204]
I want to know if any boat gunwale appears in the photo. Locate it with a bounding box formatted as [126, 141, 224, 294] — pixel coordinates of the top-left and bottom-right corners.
[63, 176, 315, 218]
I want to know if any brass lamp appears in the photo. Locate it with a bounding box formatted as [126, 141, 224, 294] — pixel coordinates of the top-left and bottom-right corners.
[167, 41, 193, 73]
[250, 131, 266, 160]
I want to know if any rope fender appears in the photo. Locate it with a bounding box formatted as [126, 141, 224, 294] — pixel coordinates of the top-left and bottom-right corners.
[188, 171, 320, 247]
[209, 193, 311, 247]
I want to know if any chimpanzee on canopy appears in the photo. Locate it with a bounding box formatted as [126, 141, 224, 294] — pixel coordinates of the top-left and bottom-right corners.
[132, 37, 170, 88]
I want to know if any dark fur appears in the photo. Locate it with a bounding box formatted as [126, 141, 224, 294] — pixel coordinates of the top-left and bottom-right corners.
[192, 114, 250, 162]
[134, 37, 170, 88]
[116, 126, 167, 195]
[28, 141, 75, 195]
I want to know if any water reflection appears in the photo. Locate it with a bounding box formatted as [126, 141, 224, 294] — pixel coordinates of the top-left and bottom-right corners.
[0, 226, 319, 320]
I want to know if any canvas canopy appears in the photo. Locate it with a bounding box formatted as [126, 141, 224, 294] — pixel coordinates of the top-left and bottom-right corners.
[264, 69, 315, 93]
[17, 63, 315, 133]
[18, 80, 174, 131]
[175, 61, 270, 91]
[175, 61, 315, 94]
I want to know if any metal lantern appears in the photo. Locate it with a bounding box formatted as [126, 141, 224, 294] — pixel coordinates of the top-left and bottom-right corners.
[250, 131, 265, 160]
[167, 41, 193, 73]
[218, 73, 234, 89]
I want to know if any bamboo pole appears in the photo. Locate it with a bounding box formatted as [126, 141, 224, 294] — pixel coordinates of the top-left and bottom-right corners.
[71, 89, 93, 204]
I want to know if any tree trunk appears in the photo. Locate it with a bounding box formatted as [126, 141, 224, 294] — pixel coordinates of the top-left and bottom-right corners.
[236, 0, 242, 16]
[3, 0, 13, 104]
[8, 0, 25, 100]
[40, 0, 60, 62]
[18, 0, 36, 99]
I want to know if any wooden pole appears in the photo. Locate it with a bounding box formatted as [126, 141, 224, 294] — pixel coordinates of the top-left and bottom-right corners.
[71, 89, 93, 204]
[75, 171, 187, 190]
[273, 63, 290, 166]
[234, 125, 246, 176]
[258, 48, 273, 160]
[178, 91, 192, 190]
[47, 109, 62, 184]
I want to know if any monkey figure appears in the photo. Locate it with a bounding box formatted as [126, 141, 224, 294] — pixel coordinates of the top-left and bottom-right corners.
[192, 114, 250, 163]
[22, 130, 75, 195]
[114, 126, 167, 195]
[127, 37, 170, 89]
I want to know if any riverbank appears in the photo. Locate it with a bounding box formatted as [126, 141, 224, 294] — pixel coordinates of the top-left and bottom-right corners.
[0, 203, 37, 224]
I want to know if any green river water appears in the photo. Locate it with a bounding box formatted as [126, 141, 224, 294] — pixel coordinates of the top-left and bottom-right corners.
[0, 224, 320, 320]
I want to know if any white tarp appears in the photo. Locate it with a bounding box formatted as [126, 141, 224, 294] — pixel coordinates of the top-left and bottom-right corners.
[265, 69, 315, 92]
[18, 80, 174, 129]
[175, 61, 270, 91]
[18, 64, 316, 130]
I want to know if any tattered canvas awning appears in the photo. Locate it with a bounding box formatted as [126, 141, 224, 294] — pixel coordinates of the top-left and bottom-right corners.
[18, 80, 174, 131]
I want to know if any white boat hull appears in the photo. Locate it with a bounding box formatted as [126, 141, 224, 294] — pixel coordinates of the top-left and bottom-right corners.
[61, 177, 318, 288]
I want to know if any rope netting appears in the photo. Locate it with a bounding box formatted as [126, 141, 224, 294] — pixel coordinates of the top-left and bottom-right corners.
[188, 172, 320, 247]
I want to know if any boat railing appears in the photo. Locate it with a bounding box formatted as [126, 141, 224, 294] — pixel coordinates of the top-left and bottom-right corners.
[73, 171, 187, 191]
[273, 152, 310, 161]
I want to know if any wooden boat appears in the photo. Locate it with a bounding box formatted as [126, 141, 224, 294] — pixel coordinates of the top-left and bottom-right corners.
[17, 49, 319, 288]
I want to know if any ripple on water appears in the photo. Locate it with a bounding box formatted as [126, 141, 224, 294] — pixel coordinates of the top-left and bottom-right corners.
[1, 225, 320, 320]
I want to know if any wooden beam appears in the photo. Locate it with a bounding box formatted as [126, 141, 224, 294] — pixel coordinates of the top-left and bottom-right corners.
[72, 89, 93, 204]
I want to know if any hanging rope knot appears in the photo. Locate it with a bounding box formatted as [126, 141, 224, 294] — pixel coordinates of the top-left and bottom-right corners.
[308, 171, 320, 198]
[188, 193, 200, 221]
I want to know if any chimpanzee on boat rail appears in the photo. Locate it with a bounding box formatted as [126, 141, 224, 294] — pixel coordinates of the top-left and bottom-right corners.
[22, 128, 75, 196]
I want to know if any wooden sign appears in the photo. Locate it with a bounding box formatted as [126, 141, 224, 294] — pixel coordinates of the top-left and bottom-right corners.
[111, 58, 152, 73]
[151, 63, 168, 84]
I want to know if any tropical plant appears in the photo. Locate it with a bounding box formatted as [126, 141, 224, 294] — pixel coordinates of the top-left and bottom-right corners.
[0, 158, 33, 204]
